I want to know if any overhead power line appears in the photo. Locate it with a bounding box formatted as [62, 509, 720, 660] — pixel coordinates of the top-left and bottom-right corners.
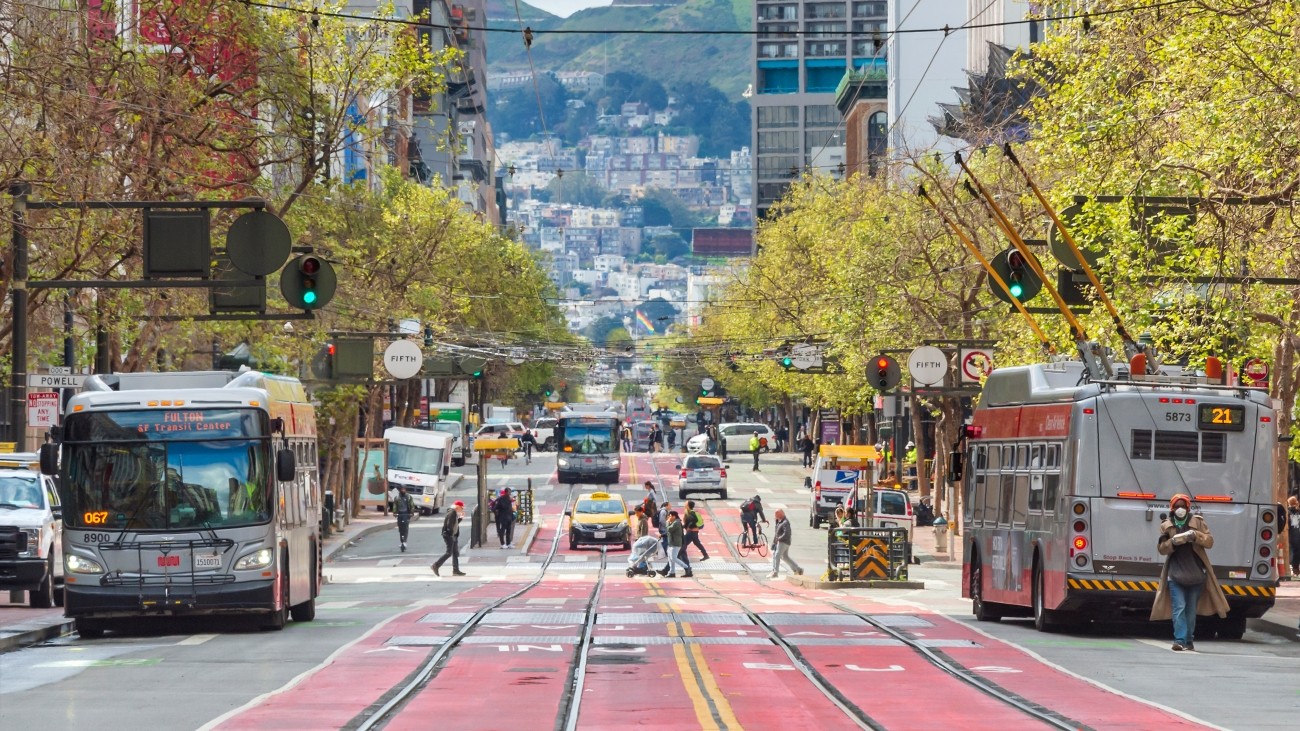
[237, 0, 1197, 39]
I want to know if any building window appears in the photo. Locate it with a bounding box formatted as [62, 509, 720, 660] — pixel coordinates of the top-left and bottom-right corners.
[758, 42, 799, 58]
[757, 66, 799, 94]
[805, 104, 840, 127]
[759, 130, 801, 153]
[805, 21, 846, 36]
[805, 2, 846, 19]
[805, 40, 846, 57]
[758, 3, 798, 20]
[852, 1, 886, 17]
[758, 182, 790, 204]
[867, 110, 887, 175]
[757, 105, 799, 128]
[804, 129, 840, 153]
[759, 22, 799, 37]
[757, 155, 801, 177]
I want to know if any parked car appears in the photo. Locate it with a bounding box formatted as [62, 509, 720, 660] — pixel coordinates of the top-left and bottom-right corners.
[716, 423, 775, 456]
[0, 453, 63, 608]
[676, 454, 729, 500]
[532, 417, 558, 451]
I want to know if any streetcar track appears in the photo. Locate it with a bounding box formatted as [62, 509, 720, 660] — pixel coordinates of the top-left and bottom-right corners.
[350, 485, 590, 731]
[557, 548, 606, 731]
[699, 498, 1088, 731]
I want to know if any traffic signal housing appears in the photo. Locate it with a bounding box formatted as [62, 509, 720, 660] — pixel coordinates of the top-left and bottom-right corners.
[989, 247, 1041, 304]
[780, 356, 794, 370]
[870, 354, 900, 391]
[280, 254, 337, 310]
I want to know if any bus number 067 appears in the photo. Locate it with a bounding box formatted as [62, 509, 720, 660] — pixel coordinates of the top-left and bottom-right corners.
[1165, 412, 1191, 422]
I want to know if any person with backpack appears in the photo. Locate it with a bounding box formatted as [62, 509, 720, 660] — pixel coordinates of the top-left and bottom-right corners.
[740, 495, 767, 547]
[683, 500, 709, 562]
[393, 484, 415, 552]
[492, 488, 517, 549]
[657, 510, 692, 578]
[642, 481, 658, 526]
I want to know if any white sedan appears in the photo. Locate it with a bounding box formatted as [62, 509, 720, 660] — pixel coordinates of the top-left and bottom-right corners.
[686, 433, 710, 454]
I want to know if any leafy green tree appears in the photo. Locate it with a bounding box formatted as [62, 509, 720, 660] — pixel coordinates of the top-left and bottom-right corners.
[647, 232, 690, 260]
[640, 188, 698, 229]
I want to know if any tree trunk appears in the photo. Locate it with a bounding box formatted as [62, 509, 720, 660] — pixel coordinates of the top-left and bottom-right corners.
[910, 392, 928, 496]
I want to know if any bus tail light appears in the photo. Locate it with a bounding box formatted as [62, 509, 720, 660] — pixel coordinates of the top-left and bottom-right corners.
[1072, 502, 1087, 516]
[1072, 536, 1088, 551]
[1257, 562, 1271, 576]
[1258, 545, 1271, 558]
[1194, 494, 1233, 502]
[1261, 528, 1273, 541]
[1261, 509, 1275, 525]
[1073, 520, 1087, 533]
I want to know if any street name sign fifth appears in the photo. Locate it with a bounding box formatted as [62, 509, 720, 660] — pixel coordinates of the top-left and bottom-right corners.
[907, 346, 947, 386]
[383, 339, 423, 380]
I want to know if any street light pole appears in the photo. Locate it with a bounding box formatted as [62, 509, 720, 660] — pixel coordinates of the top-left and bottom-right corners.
[8, 183, 30, 448]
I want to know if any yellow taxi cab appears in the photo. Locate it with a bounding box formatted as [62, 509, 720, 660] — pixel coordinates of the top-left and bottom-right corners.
[566, 491, 631, 551]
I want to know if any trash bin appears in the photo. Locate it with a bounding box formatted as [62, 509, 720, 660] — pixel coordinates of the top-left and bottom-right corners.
[933, 516, 948, 551]
[322, 490, 335, 538]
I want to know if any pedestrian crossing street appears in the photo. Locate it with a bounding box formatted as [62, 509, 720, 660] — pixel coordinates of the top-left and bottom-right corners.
[325, 557, 781, 584]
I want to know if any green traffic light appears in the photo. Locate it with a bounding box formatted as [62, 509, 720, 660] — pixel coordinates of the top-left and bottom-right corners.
[303, 290, 318, 304]
[473, 371, 482, 378]
[1008, 282, 1024, 299]
[782, 357, 793, 367]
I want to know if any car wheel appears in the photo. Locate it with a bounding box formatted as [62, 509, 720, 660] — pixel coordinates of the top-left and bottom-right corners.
[29, 557, 55, 608]
[679, 491, 687, 500]
[719, 490, 727, 500]
[622, 540, 631, 551]
[544, 437, 556, 451]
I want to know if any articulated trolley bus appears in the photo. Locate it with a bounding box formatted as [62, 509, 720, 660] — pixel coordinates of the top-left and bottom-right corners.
[555, 413, 621, 485]
[961, 360, 1280, 637]
[43, 371, 321, 638]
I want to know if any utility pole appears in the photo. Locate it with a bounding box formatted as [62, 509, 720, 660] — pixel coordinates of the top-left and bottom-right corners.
[8, 183, 30, 448]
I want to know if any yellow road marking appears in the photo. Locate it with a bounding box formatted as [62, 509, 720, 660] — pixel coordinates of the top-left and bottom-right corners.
[652, 582, 743, 730]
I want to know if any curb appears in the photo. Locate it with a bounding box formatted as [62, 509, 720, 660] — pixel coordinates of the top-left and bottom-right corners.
[323, 521, 394, 562]
[0, 618, 75, 653]
[1248, 615, 1299, 641]
[519, 522, 540, 555]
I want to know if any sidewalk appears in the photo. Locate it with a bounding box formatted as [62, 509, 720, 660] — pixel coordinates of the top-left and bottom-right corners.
[907, 511, 1298, 638]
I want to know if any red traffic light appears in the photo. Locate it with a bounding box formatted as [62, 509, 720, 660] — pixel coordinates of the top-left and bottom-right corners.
[327, 343, 336, 356]
[1007, 251, 1025, 269]
[299, 256, 322, 275]
[876, 357, 889, 370]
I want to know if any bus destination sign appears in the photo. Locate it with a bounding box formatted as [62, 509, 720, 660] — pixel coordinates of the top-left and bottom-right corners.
[134, 410, 242, 437]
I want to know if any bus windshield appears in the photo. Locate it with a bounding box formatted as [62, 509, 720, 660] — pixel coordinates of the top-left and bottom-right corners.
[62, 409, 271, 530]
[388, 444, 444, 475]
[563, 426, 614, 455]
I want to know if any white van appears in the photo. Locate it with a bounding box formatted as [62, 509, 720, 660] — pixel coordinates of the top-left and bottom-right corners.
[384, 428, 452, 515]
[0, 453, 63, 607]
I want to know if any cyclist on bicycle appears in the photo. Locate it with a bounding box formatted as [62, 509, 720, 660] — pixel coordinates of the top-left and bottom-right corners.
[740, 495, 767, 547]
[519, 428, 536, 465]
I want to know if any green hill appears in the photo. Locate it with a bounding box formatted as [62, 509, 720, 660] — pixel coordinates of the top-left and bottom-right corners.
[486, 0, 752, 98]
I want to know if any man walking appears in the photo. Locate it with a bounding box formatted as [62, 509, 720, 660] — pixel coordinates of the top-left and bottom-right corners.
[621, 422, 633, 452]
[394, 485, 414, 552]
[431, 500, 467, 577]
[800, 433, 816, 468]
[682, 500, 710, 562]
[749, 430, 762, 471]
[740, 495, 767, 548]
[492, 488, 516, 549]
[1150, 494, 1228, 651]
[769, 509, 803, 579]
[658, 510, 693, 578]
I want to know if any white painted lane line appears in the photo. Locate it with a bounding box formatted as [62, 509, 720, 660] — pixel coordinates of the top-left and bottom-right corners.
[177, 634, 218, 646]
[753, 473, 771, 483]
[317, 601, 361, 609]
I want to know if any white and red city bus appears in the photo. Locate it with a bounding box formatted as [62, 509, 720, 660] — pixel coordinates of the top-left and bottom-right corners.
[961, 359, 1280, 637]
[48, 370, 321, 638]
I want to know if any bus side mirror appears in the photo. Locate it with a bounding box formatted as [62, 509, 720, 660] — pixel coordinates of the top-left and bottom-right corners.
[947, 451, 964, 483]
[39, 443, 59, 476]
[277, 448, 296, 483]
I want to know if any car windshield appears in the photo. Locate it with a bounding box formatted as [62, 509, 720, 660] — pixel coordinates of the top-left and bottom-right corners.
[430, 424, 459, 437]
[685, 457, 719, 469]
[61, 409, 271, 530]
[576, 499, 624, 514]
[879, 491, 908, 515]
[388, 444, 444, 475]
[563, 426, 614, 455]
[0, 475, 43, 509]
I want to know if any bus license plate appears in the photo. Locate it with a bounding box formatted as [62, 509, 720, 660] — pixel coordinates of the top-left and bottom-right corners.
[194, 554, 221, 569]
[593, 531, 606, 539]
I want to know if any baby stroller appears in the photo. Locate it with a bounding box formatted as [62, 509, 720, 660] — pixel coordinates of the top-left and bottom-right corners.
[626, 536, 662, 577]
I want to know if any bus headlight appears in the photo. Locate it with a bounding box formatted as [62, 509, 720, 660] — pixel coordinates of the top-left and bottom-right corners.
[607, 457, 619, 467]
[235, 548, 274, 570]
[66, 554, 105, 574]
[557, 458, 570, 468]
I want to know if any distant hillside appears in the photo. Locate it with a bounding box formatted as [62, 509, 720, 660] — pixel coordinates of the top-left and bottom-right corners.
[486, 0, 752, 98]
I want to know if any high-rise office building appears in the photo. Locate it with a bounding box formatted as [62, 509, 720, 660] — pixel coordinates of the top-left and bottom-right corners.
[752, 0, 887, 220]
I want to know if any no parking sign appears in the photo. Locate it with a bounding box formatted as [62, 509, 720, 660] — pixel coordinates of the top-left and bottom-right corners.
[960, 348, 994, 385]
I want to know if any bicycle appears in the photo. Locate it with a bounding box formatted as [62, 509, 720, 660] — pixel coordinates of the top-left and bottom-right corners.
[735, 528, 769, 558]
